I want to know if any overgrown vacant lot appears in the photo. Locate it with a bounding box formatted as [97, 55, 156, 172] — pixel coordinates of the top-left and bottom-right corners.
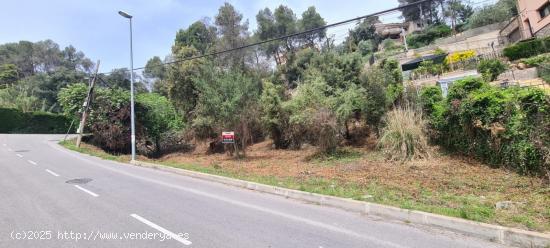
[63, 139, 550, 233]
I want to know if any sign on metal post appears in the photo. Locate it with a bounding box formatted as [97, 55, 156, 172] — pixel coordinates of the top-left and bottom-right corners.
[222, 131, 235, 144]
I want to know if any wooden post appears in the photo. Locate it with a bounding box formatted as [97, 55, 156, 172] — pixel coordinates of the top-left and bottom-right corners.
[76, 60, 100, 147]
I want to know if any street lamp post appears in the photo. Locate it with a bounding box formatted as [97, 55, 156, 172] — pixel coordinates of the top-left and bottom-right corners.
[118, 10, 136, 162]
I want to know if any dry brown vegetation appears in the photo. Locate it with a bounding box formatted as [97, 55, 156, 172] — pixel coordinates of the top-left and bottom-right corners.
[64, 139, 550, 233]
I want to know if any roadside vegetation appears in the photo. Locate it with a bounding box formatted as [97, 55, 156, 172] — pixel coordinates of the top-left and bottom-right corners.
[3, 0, 550, 233]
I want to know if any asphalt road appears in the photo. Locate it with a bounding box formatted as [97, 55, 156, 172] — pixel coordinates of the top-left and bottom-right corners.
[0, 134, 510, 248]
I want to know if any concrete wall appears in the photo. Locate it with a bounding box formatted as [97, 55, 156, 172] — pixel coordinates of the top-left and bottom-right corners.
[518, 0, 550, 38]
[434, 23, 505, 46]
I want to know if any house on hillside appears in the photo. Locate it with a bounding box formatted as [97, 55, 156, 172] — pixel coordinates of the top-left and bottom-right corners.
[374, 21, 424, 49]
[500, 0, 550, 43]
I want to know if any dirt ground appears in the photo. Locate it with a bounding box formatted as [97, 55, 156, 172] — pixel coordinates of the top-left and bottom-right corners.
[70, 138, 550, 232]
[155, 139, 550, 232]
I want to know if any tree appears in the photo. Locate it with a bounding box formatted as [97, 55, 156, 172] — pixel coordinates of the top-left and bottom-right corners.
[0, 64, 19, 86]
[274, 5, 298, 53]
[192, 66, 261, 156]
[255, 8, 281, 64]
[255, 5, 305, 65]
[467, 0, 517, 29]
[398, 0, 439, 23]
[101, 68, 147, 92]
[144, 56, 168, 96]
[345, 16, 380, 53]
[260, 80, 288, 149]
[444, 0, 474, 32]
[175, 20, 217, 55]
[0, 39, 94, 112]
[298, 7, 326, 47]
[166, 46, 205, 121]
[214, 2, 250, 69]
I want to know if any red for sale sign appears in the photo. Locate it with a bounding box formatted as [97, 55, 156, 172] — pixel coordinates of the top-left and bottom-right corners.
[222, 131, 235, 144]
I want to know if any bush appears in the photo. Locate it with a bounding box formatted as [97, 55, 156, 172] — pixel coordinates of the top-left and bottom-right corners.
[423, 78, 550, 176]
[378, 107, 431, 161]
[445, 50, 476, 64]
[136, 93, 184, 157]
[538, 61, 550, 83]
[477, 59, 507, 82]
[0, 108, 71, 133]
[420, 86, 443, 115]
[59, 84, 185, 157]
[407, 24, 452, 49]
[260, 80, 289, 149]
[520, 53, 550, 67]
[282, 71, 343, 152]
[503, 37, 550, 60]
[447, 76, 488, 101]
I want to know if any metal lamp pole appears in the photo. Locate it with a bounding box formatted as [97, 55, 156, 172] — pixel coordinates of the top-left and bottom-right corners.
[118, 10, 136, 162]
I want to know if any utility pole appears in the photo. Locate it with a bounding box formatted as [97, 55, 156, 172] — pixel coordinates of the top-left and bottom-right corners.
[76, 60, 100, 148]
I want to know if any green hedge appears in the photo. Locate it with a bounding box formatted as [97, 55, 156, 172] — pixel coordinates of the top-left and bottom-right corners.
[407, 24, 452, 49]
[503, 37, 550, 60]
[421, 77, 550, 176]
[0, 108, 72, 134]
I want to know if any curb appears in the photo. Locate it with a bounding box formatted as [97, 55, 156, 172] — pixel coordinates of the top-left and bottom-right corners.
[130, 160, 550, 248]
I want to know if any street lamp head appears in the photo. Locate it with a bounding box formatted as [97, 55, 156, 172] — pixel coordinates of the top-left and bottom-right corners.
[118, 10, 132, 19]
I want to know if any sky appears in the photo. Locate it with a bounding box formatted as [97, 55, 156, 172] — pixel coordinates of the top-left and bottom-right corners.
[0, 0, 402, 72]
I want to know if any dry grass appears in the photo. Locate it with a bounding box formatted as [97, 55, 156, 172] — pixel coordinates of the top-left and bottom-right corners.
[378, 107, 431, 161]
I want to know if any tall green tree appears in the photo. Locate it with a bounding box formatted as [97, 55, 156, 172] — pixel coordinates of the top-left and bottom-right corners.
[144, 56, 168, 96]
[298, 6, 327, 47]
[166, 46, 205, 121]
[174, 21, 217, 55]
[214, 2, 250, 69]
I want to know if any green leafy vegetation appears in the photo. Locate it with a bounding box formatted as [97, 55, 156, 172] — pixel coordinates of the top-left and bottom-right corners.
[466, 0, 517, 29]
[0, 108, 71, 133]
[477, 59, 507, 82]
[503, 37, 550, 61]
[407, 24, 452, 49]
[421, 77, 550, 176]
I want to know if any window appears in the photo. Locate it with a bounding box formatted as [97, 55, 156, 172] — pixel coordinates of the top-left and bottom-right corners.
[539, 2, 550, 19]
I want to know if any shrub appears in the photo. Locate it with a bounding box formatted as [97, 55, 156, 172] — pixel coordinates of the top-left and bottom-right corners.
[0, 108, 71, 134]
[136, 93, 184, 157]
[503, 37, 550, 60]
[426, 78, 550, 176]
[520, 53, 550, 67]
[378, 107, 431, 161]
[260, 80, 290, 149]
[447, 76, 488, 101]
[283, 72, 340, 152]
[420, 86, 443, 115]
[407, 24, 452, 48]
[445, 50, 476, 64]
[477, 59, 507, 82]
[537, 61, 550, 83]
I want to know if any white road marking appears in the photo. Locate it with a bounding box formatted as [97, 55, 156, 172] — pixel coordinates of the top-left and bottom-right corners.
[2, 144, 6, 146]
[130, 214, 192, 246]
[16, 154, 23, 158]
[45, 169, 59, 177]
[74, 185, 99, 197]
[7, 148, 13, 151]
[27, 160, 37, 165]
[50, 142, 404, 248]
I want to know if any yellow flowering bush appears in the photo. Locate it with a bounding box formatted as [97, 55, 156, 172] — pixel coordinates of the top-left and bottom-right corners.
[445, 50, 476, 64]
